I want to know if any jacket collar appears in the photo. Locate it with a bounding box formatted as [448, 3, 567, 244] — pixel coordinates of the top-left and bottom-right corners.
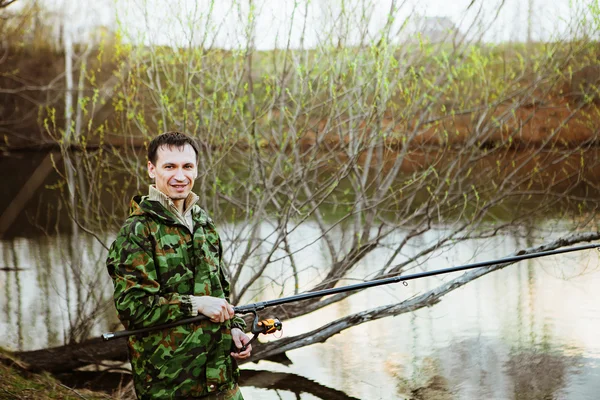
[128, 192, 210, 227]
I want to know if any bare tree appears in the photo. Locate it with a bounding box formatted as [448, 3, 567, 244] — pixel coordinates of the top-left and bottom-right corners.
[8, 0, 600, 370]
[103, 0, 600, 349]
[0, 0, 127, 344]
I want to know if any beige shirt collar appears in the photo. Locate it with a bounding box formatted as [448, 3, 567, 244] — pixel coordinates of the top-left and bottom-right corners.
[148, 185, 199, 231]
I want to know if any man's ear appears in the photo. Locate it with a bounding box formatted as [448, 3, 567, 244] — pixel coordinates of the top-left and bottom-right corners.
[148, 160, 156, 179]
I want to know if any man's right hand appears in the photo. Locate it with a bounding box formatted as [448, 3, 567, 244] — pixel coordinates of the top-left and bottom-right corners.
[192, 296, 235, 323]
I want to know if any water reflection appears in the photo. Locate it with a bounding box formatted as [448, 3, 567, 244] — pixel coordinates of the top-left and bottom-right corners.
[390, 356, 452, 400]
[505, 347, 575, 400]
[52, 340, 599, 400]
[240, 370, 362, 400]
[2, 226, 600, 399]
[386, 338, 590, 400]
[0, 236, 115, 350]
[56, 369, 362, 400]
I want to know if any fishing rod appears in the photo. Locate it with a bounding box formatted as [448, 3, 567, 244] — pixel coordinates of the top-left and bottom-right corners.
[102, 242, 600, 341]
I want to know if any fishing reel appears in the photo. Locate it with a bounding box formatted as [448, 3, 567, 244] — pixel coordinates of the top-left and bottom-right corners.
[234, 311, 283, 353]
[253, 317, 283, 335]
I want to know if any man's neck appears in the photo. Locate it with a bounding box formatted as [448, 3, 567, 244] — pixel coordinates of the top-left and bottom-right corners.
[172, 199, 185, 214]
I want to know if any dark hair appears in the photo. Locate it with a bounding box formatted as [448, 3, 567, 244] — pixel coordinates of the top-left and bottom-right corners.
[147, 131, 200, 165]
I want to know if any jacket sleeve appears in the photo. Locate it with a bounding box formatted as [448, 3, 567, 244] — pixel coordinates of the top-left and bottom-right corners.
[106, 218, 195, 330]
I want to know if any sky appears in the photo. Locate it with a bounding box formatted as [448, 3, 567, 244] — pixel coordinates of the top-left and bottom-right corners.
[20, 0, 596, 49]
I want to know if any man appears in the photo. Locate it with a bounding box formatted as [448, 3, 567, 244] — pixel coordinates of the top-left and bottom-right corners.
[106, 131, 251, 400]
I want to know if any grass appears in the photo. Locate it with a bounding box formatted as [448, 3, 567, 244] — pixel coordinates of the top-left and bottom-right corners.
[0, 352, 110, 400]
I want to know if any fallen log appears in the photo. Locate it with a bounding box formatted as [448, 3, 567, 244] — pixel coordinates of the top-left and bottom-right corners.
[14, 337, 129, 373]
[13, 335, 290, 373]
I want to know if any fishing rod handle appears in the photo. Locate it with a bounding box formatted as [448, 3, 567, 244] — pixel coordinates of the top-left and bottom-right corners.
[102, 313, 211, 341]
[102, 304, 262, 341]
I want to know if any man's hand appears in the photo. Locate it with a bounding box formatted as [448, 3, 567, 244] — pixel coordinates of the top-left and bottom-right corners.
[230, 328, 252, 360]
[193, 296, 235, 323]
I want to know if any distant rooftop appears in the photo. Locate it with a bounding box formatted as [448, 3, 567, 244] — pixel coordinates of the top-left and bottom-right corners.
[407, 16, 464, 43]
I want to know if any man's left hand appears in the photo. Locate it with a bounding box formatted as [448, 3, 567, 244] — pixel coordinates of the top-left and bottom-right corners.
[230, 328, 252, 360]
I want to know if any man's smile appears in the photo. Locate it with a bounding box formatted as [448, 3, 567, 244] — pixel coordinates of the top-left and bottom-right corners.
[170, 181, 190, 190]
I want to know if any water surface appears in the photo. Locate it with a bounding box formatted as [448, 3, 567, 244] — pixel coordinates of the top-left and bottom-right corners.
[2, 225, 599, 400]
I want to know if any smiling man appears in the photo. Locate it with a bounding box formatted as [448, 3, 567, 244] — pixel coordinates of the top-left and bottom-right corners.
[106, 131, 251, 400]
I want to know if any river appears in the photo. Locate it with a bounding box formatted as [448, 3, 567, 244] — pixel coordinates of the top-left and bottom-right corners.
[1, 219, 600, 399]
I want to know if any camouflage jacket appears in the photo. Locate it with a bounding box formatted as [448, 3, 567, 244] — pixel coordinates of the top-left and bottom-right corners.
[106, 196, 246, 399]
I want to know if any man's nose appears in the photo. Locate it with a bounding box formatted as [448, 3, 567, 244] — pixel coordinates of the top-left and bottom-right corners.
[174, 168, 186, 181]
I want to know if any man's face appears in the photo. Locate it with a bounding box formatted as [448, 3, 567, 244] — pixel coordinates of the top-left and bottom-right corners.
[148, 144, 198, 202]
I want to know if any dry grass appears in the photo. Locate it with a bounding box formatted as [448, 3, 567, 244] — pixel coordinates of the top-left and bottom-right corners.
[0, 352, 111, 400]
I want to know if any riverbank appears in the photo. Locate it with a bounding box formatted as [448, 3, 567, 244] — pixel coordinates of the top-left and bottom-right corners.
[1, 25, 600, 154]
[0, 352, 113, 400]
